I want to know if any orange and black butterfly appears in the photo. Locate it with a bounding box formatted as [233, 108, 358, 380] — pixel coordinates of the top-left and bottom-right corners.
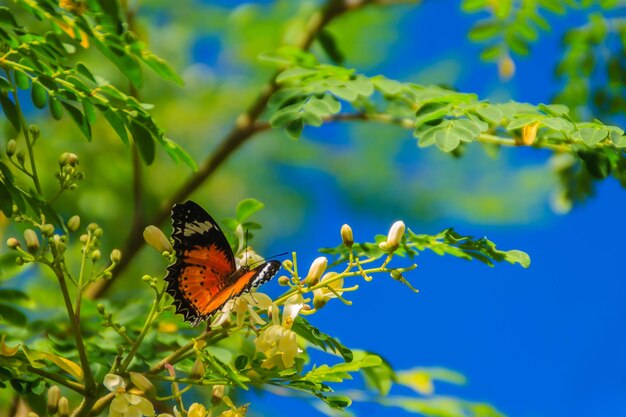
[165, 201, 280, 326]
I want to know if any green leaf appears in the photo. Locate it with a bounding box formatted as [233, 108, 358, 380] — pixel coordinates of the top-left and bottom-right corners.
[61, 102, 91, 140]
[468, 21, 500, 41]
[302, 354, 381, 384]
[414, 105, 452, 129]
[0, 182, 12, 217]
[0, 304, 26, 327]
[373, 76, 403, 95]
[317, 29, 344, 64]
[541, 116, 575, 133]
[99, 107, 129, 146]
[276, 67, 317, 83]
[291, 316, 353, 362]
[0, 289, 28, 301]
[130, 121, 156, 164]
[574, 127, 609, 146]
[0, 93, 20, 130]
[475, 106, 503, 124]
[76, 62, 96, 82]
[285, 119, 304, 140]
[163, 138, 197, 170]
[236, 199, 264, 223]
[0, 7, 19, 27]
[360, 352, 396, 396]
[82, 99, 97, 124]
[141, 53, 184, 86]
[13, 71, 29, 90]
[31, 81, 47, 109]
[504, 250, 531, 268]
[49, 96, 63, 120]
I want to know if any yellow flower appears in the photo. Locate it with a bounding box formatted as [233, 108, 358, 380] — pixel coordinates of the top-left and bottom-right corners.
[253, 294, 303, 369]
[187, 403, 207, 417]
[104, 374, 155, 417]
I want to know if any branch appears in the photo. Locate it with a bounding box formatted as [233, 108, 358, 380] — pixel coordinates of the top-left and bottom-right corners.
[86, 0, 404, 299]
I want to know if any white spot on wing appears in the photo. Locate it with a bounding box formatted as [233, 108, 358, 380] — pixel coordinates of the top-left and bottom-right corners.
[184, 220, 214, 236]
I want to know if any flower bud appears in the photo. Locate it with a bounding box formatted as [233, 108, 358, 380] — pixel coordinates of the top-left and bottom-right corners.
[67, 215, 80, 232]
[390, 269, 403, 280]
[97, 303, 105, 314]
[47, 385, 61, 414]
[187, 403, 207, 417]
[41, 224, 55, 237]
[141, 275, 152, 282]
[110, 249, 122, 264]
[94, 227, 103, 238]
[6, 139, 16, 157]
[313, 294, 327, 310]
[282, 259, 293, 270]
[15, 257, 24, 266]
[6, 237, 20, 249]
[24, 229, 39, 253]
[211, 385, 225, 406]
[130, 372, 155, 395]
[143, 225, 173, 253]
[87, 223, 98, 232]
[58, 152, 69, 166]
[340, 224, 353, 248]
[277, 276, 290, 286]
[91, 250, 101, 262]
[305, 257, 327, 286]
[58, 397, 69, 417]
[498, 54, 516, 81]
[67, 153, 79, 166]
[28, 124, 40, 139]
[102, 271, 112, 280]
[16, 150, 25, 165]
[382, 220, 405, 252]
[190, 357, 205, 379]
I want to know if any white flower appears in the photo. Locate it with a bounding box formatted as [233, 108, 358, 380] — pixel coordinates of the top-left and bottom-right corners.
[212, 292, 272, 328]
[379, 220, 405, 252]
[104, 374, 155, 417]
[253, 294, 304, 369]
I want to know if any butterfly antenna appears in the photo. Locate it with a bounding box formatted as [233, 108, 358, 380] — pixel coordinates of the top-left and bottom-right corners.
[249, 251, 289, 269]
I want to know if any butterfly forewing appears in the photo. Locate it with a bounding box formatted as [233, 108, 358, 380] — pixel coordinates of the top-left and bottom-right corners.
[164, 201, 280, 325]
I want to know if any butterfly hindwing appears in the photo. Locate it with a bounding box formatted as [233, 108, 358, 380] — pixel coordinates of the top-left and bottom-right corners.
[165, 201, 280, 326]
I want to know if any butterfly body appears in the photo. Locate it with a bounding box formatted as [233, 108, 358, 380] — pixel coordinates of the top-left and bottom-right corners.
[165, 201, 280, 326]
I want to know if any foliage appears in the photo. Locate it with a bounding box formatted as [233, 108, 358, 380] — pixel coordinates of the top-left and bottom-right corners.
[0, 1, 622, 417]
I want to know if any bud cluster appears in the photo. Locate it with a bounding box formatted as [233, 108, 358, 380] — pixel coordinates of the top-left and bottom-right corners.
[55, 152, 84, 193]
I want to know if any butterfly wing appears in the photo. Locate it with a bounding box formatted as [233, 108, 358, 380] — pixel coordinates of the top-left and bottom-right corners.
[165, 201, 237, 325]
[196, 260, 282, 322]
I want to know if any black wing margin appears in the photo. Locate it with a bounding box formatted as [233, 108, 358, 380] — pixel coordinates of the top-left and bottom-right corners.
[164, 200, 236, 325]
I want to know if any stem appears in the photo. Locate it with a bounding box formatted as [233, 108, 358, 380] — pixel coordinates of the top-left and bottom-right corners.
[118, 294, 160, 373]
[75, 231, 92, 319]
[5, 69, 43, 194]
[27, 366, 86, 395]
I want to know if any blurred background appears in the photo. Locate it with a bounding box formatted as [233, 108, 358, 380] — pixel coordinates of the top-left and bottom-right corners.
[4, 1, 626, 416]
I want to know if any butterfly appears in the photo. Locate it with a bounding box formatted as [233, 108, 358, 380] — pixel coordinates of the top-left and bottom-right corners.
[164, 201, 281, 326]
